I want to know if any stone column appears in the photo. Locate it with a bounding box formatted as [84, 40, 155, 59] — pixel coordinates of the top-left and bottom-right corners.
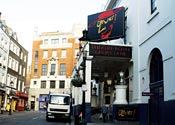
[113, 85, 128, 104]
[113, 71, 128, 104]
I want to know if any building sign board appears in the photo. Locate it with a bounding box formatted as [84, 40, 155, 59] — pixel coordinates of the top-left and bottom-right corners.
[89, 44, 132, 58]
[88, 7, 125, 42]
[16, 92, 28, 98]
[116, 105, 139, 121]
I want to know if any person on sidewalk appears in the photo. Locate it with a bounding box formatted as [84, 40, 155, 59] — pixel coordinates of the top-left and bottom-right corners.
[101, 104, 107, 122]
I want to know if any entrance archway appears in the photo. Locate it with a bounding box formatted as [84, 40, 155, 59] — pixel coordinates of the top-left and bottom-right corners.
[149, 48, 164, 125]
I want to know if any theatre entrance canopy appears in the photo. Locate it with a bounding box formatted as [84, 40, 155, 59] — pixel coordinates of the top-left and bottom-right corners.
[89, 43, 132, 82]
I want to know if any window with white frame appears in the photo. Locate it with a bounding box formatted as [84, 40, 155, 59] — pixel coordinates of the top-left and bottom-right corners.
[59, 80, 65, 88]
[43, 50, 48, 58]
[23, 67, 26, 77]
[42, 64, 47, 76]
[14, 45, 16, 54]
[13, 59, 16, 70]
[8, 57, 12, 68]
[151, 0, 157, 14]
[50, 64, 56, 75]
[50, 81, 55, 88]
[62, 38, 67, 43]
[33, 81, 37, 85]
[41, 81, 46, 88]
[15, 61, 18, 72]
[24, 55, 27, 62]
[60, 63, 66, 75]
[52, 50, 57, 57]
[20, 52, 23, 60]
[44, 39, 48, 44]
[19, 65, 22, 75]
[16, 47, 20, 56]
[51, 39, 59, 44]
[61, 50, 66, 58]
[11, 59, 14, 70]
[34, 69, 38, 76]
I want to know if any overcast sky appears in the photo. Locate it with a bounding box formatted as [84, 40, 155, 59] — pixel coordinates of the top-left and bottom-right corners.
[0, 0, 108, 64]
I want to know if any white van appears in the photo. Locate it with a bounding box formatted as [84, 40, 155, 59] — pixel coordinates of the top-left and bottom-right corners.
[46, 93, 71, 121]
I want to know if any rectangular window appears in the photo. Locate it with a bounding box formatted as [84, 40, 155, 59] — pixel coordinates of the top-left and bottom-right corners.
[42, 64, 47, 76]
[34, 63, 38, 69]
[61, 50, 66, 58]
[41, 81, 46, 88]
[33, 81, 37, 85]
[60, 64, 66, 75]
[50, 64, 56, 75]
[43, 51, 48, 58]
[23, 68, 26, 77]
[62, 38, 67, 43]
[51, 39, 59, 44]
[7, 57, 10, 68]
[50, 81, 55, 88]
[34, 69, 38, 76]
[59, 80, 65, 88]
[24, 55, 27, 62]
[44, 39, 48, 44]
[35, 51, 39, 57]
[52, 50, 57, 57]
[151, 0, 157, 14]
[16, 62, 18, 72]
[20, 52, 23, 60]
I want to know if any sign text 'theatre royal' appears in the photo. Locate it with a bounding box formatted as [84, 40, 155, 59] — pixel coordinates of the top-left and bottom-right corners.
[89, 44, 132, 58]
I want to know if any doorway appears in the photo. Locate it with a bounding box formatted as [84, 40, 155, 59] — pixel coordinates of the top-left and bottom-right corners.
[149, 48, 164, 125]
[31, 101, 35, 111]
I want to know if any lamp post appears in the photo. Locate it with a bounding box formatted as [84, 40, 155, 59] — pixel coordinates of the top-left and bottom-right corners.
[9, 81, 14, 115]
[81, 51, 87, 124]
[79, 29, 88, 125]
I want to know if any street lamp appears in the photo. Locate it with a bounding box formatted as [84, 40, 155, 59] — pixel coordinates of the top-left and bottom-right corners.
[9, 81, 14, 115]
[81, 51, 87, 124]
[79, 29, 88, 125]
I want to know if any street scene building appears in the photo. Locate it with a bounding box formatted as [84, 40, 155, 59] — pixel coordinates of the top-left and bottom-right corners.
[28, 24, 84, 111]
[0, 13, 28, 113]
[1, 0, 175, 124]
[0, 16, 10, 113]
[72, 0, 175, 125]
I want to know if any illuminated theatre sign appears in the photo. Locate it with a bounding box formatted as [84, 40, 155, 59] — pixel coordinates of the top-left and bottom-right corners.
[89, 44, 132, 58]
[116, 105, 139, 121]
[88, 7, 125, 42]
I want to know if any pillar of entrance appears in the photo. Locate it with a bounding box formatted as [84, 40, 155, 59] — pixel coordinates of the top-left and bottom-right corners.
[113, 85, 127, 104]
[113, 71, 127, 104]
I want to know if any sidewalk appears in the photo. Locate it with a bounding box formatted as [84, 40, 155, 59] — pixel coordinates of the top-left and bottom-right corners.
[87, 113, 117, 125]
[0, 110, 34, 118]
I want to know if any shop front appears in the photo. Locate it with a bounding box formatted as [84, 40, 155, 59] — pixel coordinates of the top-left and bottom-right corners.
[37, 94, 48, 111]
[0, 87, 6, 113]
[16, 92, 28, 111]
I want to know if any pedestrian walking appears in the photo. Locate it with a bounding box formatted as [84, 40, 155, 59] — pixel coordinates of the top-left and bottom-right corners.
[101, 104, 107, 122]
[108, 104, 113, 121]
